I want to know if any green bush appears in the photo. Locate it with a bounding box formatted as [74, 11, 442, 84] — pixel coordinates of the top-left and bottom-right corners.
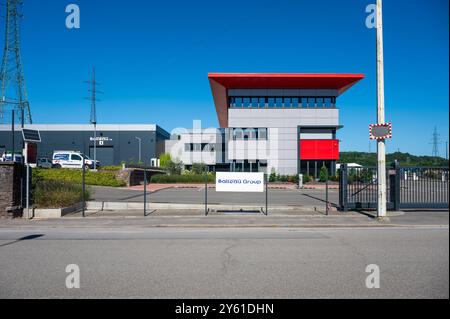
[303, 175, 313, 183]
[33, 180, 91, 209]
[100, 165, 122, 171]
[165, 160, 182, 175]
[191, 163, 207, 175]
[151, 174, 215, 184]
[33, 168, 126, 187]
[288, 175, 299, 184]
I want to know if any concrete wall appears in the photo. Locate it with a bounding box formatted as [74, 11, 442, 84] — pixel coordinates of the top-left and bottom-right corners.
[228, 108, 339, 128]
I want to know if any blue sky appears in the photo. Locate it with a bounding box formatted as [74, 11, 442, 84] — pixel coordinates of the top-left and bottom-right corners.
[12, 0, 450, 156]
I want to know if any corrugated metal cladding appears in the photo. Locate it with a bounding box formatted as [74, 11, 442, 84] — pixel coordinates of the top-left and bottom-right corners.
[0, 125, 170, 166]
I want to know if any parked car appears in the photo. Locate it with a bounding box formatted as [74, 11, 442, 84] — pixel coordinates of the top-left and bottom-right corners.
[52, 151, 100, 169]
[0, 153, 24, 163]
[37, 158, 53, 169]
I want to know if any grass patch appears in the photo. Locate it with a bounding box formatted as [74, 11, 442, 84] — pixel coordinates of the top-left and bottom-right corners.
[33, 168, 126, 187]
[33, 180, 91, 209]
[151, 174, 215, 184]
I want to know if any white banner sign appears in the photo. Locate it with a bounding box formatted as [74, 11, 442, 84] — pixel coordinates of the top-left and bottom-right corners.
[216, 172, 265, 193]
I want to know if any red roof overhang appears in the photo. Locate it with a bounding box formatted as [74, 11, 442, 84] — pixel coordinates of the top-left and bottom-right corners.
[208, 73, 365, 128]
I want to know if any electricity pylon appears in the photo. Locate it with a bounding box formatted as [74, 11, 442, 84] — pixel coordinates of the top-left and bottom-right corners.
[0, 0, 31, 126]
[430, 126, 441, 158]
[84, 67, 102, 170]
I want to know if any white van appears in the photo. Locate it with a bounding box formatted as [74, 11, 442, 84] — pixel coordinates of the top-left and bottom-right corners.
[52, 151, 100, 169]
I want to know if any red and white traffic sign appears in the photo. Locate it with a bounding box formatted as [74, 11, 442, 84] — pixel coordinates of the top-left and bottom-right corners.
[370, 123, 392, 140]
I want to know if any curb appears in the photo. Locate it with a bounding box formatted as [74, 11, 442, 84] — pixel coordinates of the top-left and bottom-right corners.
[86, 201, 328, 212]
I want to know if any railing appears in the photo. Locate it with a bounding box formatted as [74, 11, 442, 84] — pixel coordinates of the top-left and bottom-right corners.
[398, 166, 449, 209]
[339, 163, 448, 211]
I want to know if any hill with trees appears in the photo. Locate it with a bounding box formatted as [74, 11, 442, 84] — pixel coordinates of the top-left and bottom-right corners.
[339, 152, 449, 167]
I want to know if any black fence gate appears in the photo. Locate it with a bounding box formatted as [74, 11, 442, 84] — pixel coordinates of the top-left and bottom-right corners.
[339, 163, 449, 211]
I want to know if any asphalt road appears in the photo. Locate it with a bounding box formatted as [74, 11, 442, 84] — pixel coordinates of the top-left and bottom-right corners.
[0, 226, 448, 299]
[91, 187, 339, 207]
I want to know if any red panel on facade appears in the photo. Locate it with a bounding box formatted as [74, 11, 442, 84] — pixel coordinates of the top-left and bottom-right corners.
[300, 140, 339, 160]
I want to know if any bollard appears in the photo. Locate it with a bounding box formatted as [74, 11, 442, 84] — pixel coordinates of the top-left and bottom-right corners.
[298, 174, 303, 189]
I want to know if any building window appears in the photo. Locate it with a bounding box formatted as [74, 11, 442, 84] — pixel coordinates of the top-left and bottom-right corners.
[251, 97, 259, 108]
[259, 128, 268, 140]
[284, 97, 292, 108]
[259, 97, 266, 108]
[229, 96, 337, 109]
[276, 97, 283, 108]
[233, 129, 243, 140]
[193, 144, 202, 151]
[235, 97, 243, 108]
[317, 98, 324, 108]
[301, 97, 308, 108]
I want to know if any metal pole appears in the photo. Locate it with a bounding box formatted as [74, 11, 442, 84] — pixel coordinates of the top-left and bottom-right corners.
[265, 173, 268, 216]
[93, 123, 97, 170]
[376, 0, 387, 218]
[205, 170, 208, 216]
[24, 142, 30, 219]
[11, 110, 14, 160]
[144, 165, 147, 216]
[326, 176, 329, 216]
[82, 156, 85, 217]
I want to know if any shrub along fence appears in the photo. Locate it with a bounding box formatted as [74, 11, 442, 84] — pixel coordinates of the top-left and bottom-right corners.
[32, 179, 91, 209]
[33, 168, 126, 187]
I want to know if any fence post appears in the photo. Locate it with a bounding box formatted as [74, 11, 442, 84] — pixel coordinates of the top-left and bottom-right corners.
[325, 175, 329, 216]
[144, 166, 147, 216]
[339, 164, 348, 212]
[394, 161, 401, 210]
[204, 169, 208, 216]
[82, 157, 86, 218]
[265, 173, 268, 216]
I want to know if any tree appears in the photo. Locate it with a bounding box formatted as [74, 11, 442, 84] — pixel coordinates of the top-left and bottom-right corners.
[159, 153, 172, 168]
[319, 165, 329, 182]
[269, 168, 277, 182]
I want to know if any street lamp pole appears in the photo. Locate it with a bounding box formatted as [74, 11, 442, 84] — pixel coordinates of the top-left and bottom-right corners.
[376, 0, 387, 218]
[135, 137, 142, 164]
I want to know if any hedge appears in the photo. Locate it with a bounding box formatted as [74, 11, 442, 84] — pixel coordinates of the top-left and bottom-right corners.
[100, 165, 122, 171]
[33, 168, 126, 187]
[33, 180, 91, 209]
[151, 174, 215, 184]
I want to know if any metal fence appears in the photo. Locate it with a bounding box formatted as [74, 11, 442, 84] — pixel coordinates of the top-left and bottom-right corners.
[339, 163, 449, 211]
[397, 167, 449, 209]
